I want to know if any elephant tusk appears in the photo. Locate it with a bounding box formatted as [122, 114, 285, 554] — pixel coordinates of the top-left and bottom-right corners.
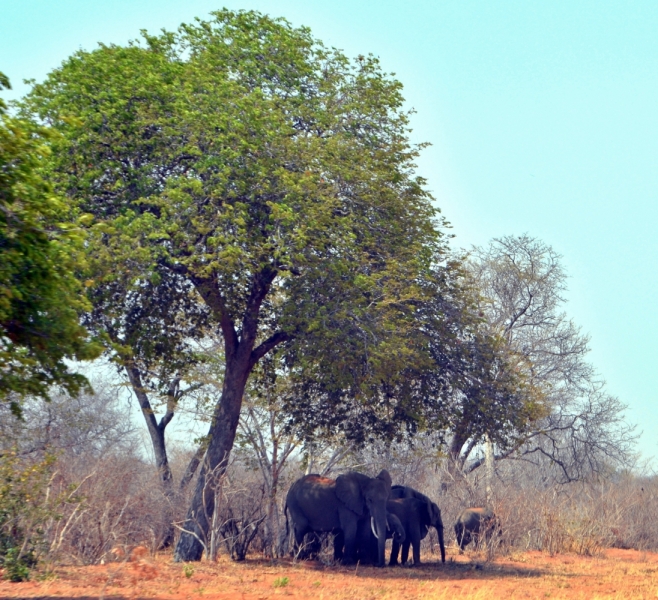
[371, 517, 379, 540]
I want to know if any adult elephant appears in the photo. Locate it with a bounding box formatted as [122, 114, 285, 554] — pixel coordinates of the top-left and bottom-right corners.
[387, 486, 446, 566]
[454, 507, 500, 552]
[285, 470, 392, 566]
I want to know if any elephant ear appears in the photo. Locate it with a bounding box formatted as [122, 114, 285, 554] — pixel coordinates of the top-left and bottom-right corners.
[430, 502, 443, 528]
[376, 469, 392, 491]
[417, 497, 434, 527]
[336, 473, 366, 516]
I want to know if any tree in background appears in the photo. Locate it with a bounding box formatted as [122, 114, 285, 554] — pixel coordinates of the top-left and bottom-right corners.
[0, 376, 140, 578]
[0, 378, 138, 459]
[82, 260, 210, 521]
[0, 73, 100, 414]
[286, 258, 538, 463]
[22, 10, 448, 560]
[459, 235, 636, 482]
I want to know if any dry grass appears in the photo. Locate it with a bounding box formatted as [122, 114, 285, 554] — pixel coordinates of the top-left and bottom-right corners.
[1, 548, 658, 599]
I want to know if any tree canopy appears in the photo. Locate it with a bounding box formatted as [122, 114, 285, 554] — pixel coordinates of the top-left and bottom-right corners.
[283, 259, 537, 449]
[0, 73, 99, 413]
[22, 9, 444, 391]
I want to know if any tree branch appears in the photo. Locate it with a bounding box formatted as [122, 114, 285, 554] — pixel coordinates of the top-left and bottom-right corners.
[191, 275, 239, 359]
[240, 267, 278, 351]
[250, 331, 291, 368]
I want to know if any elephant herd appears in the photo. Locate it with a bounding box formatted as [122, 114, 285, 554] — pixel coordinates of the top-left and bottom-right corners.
[285, 469, 500, 567]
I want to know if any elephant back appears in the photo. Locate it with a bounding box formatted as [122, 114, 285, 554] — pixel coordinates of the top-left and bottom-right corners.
[391, 485, 432, 505]
[286, 474, 335, 508]
[391, 485, 437, 527]
[456, 507, 495, 529]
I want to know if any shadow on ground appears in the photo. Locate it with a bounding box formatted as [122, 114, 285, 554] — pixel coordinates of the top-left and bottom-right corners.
[249, 556, 547, 582]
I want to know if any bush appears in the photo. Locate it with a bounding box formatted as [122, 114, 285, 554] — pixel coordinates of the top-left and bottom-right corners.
[0, 452, 57, 580]
[206, 464, 267, 561]
[48, 452, 185, 564]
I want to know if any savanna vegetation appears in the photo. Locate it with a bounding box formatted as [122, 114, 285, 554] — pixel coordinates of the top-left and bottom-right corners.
[0, 8, 652, 592]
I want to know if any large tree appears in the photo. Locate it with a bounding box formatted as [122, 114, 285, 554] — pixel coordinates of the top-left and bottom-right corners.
[0, 73, 99, 414]
[22, 10, 447, 560]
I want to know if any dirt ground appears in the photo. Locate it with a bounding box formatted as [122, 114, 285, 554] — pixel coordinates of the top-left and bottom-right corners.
[1, 547, 658, 600]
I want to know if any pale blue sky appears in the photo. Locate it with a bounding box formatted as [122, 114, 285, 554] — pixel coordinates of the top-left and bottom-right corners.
[2, 1, 657, 461]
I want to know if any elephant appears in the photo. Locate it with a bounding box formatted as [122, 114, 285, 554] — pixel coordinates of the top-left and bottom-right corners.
[454, 507, 500, 552]
[285, 470, 392, 566]
[387, 498, 445, 566]
[349, 511, 406, 565]
[387, 485, 446, 565]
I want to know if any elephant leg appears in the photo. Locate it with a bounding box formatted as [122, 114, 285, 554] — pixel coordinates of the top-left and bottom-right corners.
[390, 539, 401, 566]
[401, 540, 411, 565]
[292, 523, 310, 558]
[455, 524, 468, 552]
[412, 540, 421, 566]
[340, 519, 358, 565]
[365, 535, 379, 565]
[410, 522, 422, 565]
[333, 530, 345, 561]
[459, 531, 471, 552]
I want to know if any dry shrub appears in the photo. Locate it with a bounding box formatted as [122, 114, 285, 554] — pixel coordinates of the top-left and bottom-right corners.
[8, 398, 653, 569]
[351, 442, 658, 559]
[188, 462, 268, 562]
[211, 470, 266, 561]
[461, 471, 658, 557]
[45, 452, 186, 565]
[451, 473, 658, 559]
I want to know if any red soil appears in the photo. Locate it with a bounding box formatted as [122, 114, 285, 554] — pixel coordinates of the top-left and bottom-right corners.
[1, 547, 657, 599]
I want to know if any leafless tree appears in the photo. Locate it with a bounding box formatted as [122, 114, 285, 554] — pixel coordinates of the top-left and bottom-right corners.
[236, 392, 299, 558]
[0, 379, 138, 458]
[452, 235, 637, 482]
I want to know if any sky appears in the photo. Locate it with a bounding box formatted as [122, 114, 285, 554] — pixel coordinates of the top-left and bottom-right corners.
[2, 1, 657, 462]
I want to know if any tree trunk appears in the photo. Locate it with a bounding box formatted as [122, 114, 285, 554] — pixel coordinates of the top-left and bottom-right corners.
[485, 434, 494, 506]
[448, 424, 469, 475]
[124, 364, 176, 547]
[173, 355, 251, 562]
[173, 269, 285, 562]
[180, 443, 206, 492]
[125, 365, 174, 492]
[263, 464, 282, 558]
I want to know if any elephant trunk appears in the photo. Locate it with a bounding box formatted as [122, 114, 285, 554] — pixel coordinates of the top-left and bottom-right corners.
[437, 525, 446, 563]
[455, 522, 464, 551]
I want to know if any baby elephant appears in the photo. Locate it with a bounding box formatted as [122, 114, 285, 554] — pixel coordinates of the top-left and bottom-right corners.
[454, 507, 501, 552]
[331, 511, 405, 565]
[387, 485, 446, 566]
